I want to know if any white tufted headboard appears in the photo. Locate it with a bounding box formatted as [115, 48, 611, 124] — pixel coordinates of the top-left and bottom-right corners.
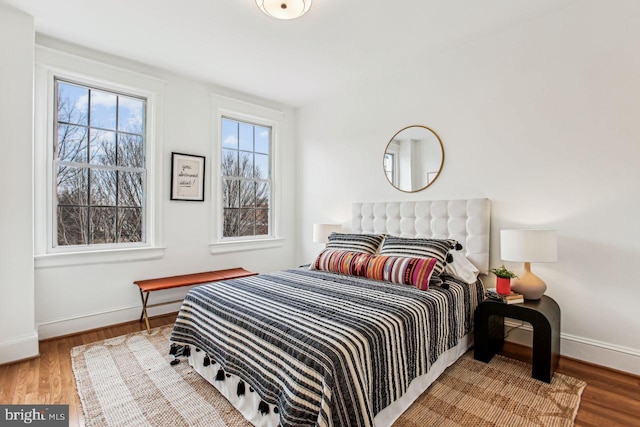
[352, 199, 491, 274]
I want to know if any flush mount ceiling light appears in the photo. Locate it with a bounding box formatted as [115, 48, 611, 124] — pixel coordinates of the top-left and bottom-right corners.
[256, 0, 312, 20]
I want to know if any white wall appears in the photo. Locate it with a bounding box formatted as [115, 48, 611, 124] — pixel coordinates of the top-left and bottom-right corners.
[0, 5, 37, 363]
[29, 39, 298, 340]
[296, 0, 640, 374]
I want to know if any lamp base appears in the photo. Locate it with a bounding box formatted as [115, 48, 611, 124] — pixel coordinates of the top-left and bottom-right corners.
[510, 264, 547, 300]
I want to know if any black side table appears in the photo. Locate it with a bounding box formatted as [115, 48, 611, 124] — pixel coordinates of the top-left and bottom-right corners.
[474, 295, 561, 383]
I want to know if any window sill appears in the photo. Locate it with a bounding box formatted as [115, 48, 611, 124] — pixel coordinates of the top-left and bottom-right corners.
[209, 238, 284, 254]
[35, 246, 166, 268]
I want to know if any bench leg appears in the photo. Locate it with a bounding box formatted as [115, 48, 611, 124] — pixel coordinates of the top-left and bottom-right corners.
[139, 290, 151, 334]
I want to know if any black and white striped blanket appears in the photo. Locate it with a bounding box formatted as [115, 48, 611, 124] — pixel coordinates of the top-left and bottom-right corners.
[170, 268, 482, 427]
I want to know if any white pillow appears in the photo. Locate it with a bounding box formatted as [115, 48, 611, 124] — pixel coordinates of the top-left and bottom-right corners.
[444, 250, 480, 284]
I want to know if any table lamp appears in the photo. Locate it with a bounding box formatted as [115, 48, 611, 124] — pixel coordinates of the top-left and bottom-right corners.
[500, 229, 557, 300]
[312, 224, 342, 245]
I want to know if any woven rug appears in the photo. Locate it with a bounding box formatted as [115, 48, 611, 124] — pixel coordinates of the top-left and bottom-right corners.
[71, 326, 585, 427]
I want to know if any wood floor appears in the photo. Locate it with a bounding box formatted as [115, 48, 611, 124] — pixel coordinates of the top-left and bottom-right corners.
[501, 343, 640, 427]
[1, 313, 638, 426]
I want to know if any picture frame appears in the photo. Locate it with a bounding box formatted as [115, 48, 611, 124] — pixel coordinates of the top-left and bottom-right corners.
[170, 152, 206, 201]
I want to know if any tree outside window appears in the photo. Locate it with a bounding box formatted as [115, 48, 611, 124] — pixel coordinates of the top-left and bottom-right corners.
[55, 79, 146, 246]
[221, 117, 271, 238]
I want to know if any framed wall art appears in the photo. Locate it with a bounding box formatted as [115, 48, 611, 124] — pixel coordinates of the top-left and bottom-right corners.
[170, 152, 206, 201]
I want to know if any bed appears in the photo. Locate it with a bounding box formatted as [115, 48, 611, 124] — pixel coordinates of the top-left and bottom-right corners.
[170, 199, 490, 427]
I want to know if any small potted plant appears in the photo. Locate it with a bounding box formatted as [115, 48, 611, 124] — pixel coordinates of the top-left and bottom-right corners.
[490, 265, 518, 295]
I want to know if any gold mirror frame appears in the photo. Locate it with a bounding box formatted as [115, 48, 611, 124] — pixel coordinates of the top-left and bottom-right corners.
[383, 125, 445, 193]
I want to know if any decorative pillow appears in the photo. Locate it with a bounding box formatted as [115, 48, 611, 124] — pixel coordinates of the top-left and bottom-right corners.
[379, 236, 460, 278]
[364, 254, 438, 290]
[326, 232, 385, 255]
[312, 249, 374, 276]
[444, 250, 480, 284]
[311, 249, 438, 291]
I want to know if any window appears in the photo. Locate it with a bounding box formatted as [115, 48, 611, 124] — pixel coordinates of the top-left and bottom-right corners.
[54, 79, 146, 247]
[384, 152, 395, 185]
[34, 46, 164, 267]
[220, 117, 272, 239]
[209, 95, 284, 254]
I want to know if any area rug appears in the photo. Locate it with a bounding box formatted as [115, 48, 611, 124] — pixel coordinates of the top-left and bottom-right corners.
[71, 326, 585, 427]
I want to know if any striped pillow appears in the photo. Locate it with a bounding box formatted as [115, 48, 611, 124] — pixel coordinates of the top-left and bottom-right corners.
[364, 254, 438, 291]
[326, 232, 384, 255]
[379, 236, 459, 279]
[312, 249, 374, 276]
[311, 249, 438, 291]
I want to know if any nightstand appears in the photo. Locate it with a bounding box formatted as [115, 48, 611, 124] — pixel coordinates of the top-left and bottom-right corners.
[474, 295, 561, 383]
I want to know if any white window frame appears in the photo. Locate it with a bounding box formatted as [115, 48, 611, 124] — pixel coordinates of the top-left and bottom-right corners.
[385, 141, 400, 187]
[34, 46, 165, 268]
[209, 94, 284, 254]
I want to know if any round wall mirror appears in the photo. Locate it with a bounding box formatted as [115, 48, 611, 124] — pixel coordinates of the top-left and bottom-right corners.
[383, 125, 444, 192]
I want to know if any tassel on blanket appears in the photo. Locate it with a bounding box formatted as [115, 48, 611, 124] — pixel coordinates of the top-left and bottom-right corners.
[195, 348, 201, 352]
[169, 344, 185, 366]
[446, 253, 454, 263]
[237, 381, 245, 397]
[216, 369, 226, 381]
[203, 355, 210, 367]
[172, 345, 190, 358]
[258, 401, 270, 416]
[455, 242, 463, 250]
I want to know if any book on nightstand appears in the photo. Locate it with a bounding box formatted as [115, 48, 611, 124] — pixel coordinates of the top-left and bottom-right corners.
[485, 288, 524, 304]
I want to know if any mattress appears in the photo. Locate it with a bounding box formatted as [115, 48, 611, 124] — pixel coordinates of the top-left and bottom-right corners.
[170, 267, 483, 427]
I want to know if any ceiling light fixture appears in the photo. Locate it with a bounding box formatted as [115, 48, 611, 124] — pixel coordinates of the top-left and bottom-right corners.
[256, 0, 312, 20]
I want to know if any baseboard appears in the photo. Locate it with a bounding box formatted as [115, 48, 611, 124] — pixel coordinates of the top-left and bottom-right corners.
[0, 332, 39, 364]
[504, 320, 640, 376]
[37, 302, 183, 340]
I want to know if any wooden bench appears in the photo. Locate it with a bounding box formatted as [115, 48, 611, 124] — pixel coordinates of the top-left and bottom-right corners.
[134, 267, 257, 333]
